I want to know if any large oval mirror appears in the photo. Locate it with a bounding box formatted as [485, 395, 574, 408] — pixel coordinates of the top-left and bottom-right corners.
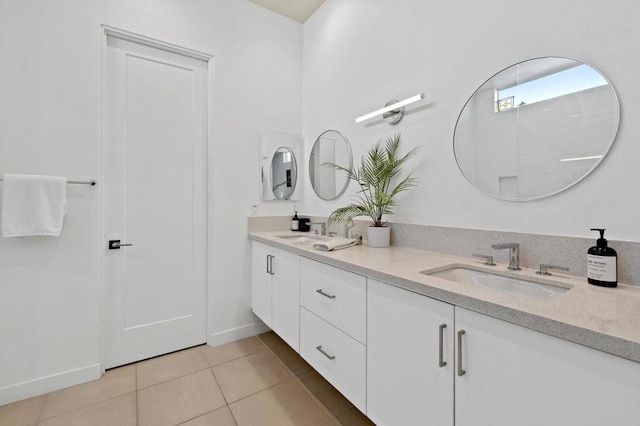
[270, 147, 297, 200]
[309, 130, 353, 200]
[454, 57, 619, 201]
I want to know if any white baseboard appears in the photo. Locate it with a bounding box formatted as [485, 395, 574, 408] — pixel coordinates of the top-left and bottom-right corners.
[0, 363, 102, 406]
[207, 321, 271, 347]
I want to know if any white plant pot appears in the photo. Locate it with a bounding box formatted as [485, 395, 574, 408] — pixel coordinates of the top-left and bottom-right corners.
[367, 226, 390, 248]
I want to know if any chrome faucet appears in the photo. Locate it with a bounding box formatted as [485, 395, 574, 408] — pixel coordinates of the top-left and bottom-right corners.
[310, 222, 326, 236]
[491, 242, 521, 270]
[536, 264, 569, 276]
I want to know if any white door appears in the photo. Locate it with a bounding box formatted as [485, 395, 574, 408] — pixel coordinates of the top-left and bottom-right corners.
[103, 33, 209, 368]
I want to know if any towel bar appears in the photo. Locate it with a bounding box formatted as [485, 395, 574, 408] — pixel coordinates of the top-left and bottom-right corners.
[0, 178, 97, 186]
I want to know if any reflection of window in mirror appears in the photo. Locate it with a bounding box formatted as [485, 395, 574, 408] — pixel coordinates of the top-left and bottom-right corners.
[495, 64, 608, 112]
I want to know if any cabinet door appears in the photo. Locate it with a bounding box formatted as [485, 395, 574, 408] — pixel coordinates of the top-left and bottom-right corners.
[271, 247, 300, 351]
[455, 307, 640, 426]
[251, 242, 272, 327]
[367, 279, 455, 426]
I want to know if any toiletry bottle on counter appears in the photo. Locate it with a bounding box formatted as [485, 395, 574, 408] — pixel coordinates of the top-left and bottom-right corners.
[291, 210, 299, 231]
[587, 228, 617, 287]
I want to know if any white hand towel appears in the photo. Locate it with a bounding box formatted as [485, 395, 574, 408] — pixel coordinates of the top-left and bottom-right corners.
[1, 174, 68, 238]
[313, 237, 358, 252]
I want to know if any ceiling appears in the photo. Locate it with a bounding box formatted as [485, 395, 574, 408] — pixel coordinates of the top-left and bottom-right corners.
[247, 0, 325, 23]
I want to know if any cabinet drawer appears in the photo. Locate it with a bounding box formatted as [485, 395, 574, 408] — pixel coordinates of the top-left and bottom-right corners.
[300, 257, 366, 343]
[300, 307, 366, 413]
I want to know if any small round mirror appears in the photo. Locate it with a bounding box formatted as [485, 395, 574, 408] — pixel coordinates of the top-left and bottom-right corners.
[309, 130, 353, 200]
[271, 147, 297, 200]
[454, 57, 619, 201]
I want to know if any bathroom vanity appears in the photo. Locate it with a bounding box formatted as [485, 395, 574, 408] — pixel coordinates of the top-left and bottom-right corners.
[249, 232, 640, 426]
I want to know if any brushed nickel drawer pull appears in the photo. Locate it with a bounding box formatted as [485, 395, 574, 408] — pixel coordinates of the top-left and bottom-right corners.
[316, 289, 336, 299]
[457, 330, 466, 377]
[316, 345, 336, 360]
[439, 324, 447, 367]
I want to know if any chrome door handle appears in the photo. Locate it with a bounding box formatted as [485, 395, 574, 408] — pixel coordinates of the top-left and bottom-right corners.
[316, 289, 336, 299]
[457, 330, 466, 377]
[439, 324, 447, 367]
[316, 345, 335, 360]
[108, 240, 133, 250]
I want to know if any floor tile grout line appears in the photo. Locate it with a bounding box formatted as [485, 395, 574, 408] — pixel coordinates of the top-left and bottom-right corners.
[224, 375, 296, 407]
[207, 369, 240, 426]
[208, 367, 230, 406]
[136, 363, 212, 391]
[135, 346, 210, 390]
[35, 391, 138, 425]
[204, 349, 265, 370]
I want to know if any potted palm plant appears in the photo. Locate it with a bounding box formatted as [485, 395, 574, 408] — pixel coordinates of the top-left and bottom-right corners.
[328, 133, 419, 247]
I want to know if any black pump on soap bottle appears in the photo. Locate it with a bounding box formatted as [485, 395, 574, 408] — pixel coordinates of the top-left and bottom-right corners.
[587, 228, 617, 287]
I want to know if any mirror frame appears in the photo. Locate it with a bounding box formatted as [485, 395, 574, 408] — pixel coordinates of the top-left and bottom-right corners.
[309, 130, 353, 201]
[453, 56, 620, 201]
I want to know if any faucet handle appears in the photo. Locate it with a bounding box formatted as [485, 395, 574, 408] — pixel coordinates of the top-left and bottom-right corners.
[472, 253, 496, 266]
[536, 264, 569, 276]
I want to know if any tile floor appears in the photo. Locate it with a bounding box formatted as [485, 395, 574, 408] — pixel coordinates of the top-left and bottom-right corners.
[0, 332, 375, 426]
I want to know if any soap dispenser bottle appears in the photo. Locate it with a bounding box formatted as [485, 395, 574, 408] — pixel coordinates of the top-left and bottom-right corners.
[291, 210, 299, 231]
[587, 228, 617, 287]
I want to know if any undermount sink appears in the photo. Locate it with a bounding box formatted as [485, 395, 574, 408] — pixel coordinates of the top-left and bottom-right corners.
[423, 266, 571, 301]
[275, 234, 330, 243]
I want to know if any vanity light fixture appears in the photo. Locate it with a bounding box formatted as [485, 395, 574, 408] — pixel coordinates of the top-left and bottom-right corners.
[560, 155, 603, 162]
[355, 93, 425, 124]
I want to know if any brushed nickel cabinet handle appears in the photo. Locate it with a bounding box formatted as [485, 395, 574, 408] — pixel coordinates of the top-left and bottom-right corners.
[316, 345, 336, 360]
[266, 255, 271, 274]
[439, 324, 447, 367]
[457, 330, 466, 377]
[316, 289, 336, 299]
[269, 255, 275, 275]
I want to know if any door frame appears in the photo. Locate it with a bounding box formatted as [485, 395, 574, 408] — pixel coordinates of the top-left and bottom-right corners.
[99, 25, 214, 372]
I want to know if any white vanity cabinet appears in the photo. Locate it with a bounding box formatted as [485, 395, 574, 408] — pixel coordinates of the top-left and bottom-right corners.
[250, 238, 640, 426]
[299, 257, 367, 413]
[251, 241, 300, 350]
[455, 307, 640, 426]
[367, 278, 455, 426]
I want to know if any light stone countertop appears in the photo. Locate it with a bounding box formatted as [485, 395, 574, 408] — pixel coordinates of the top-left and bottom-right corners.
[249, 231, 640, 363]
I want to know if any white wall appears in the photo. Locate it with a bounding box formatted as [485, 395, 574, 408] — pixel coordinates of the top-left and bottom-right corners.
[301, 0, 640, 242]
[0, 0, 301, 403]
